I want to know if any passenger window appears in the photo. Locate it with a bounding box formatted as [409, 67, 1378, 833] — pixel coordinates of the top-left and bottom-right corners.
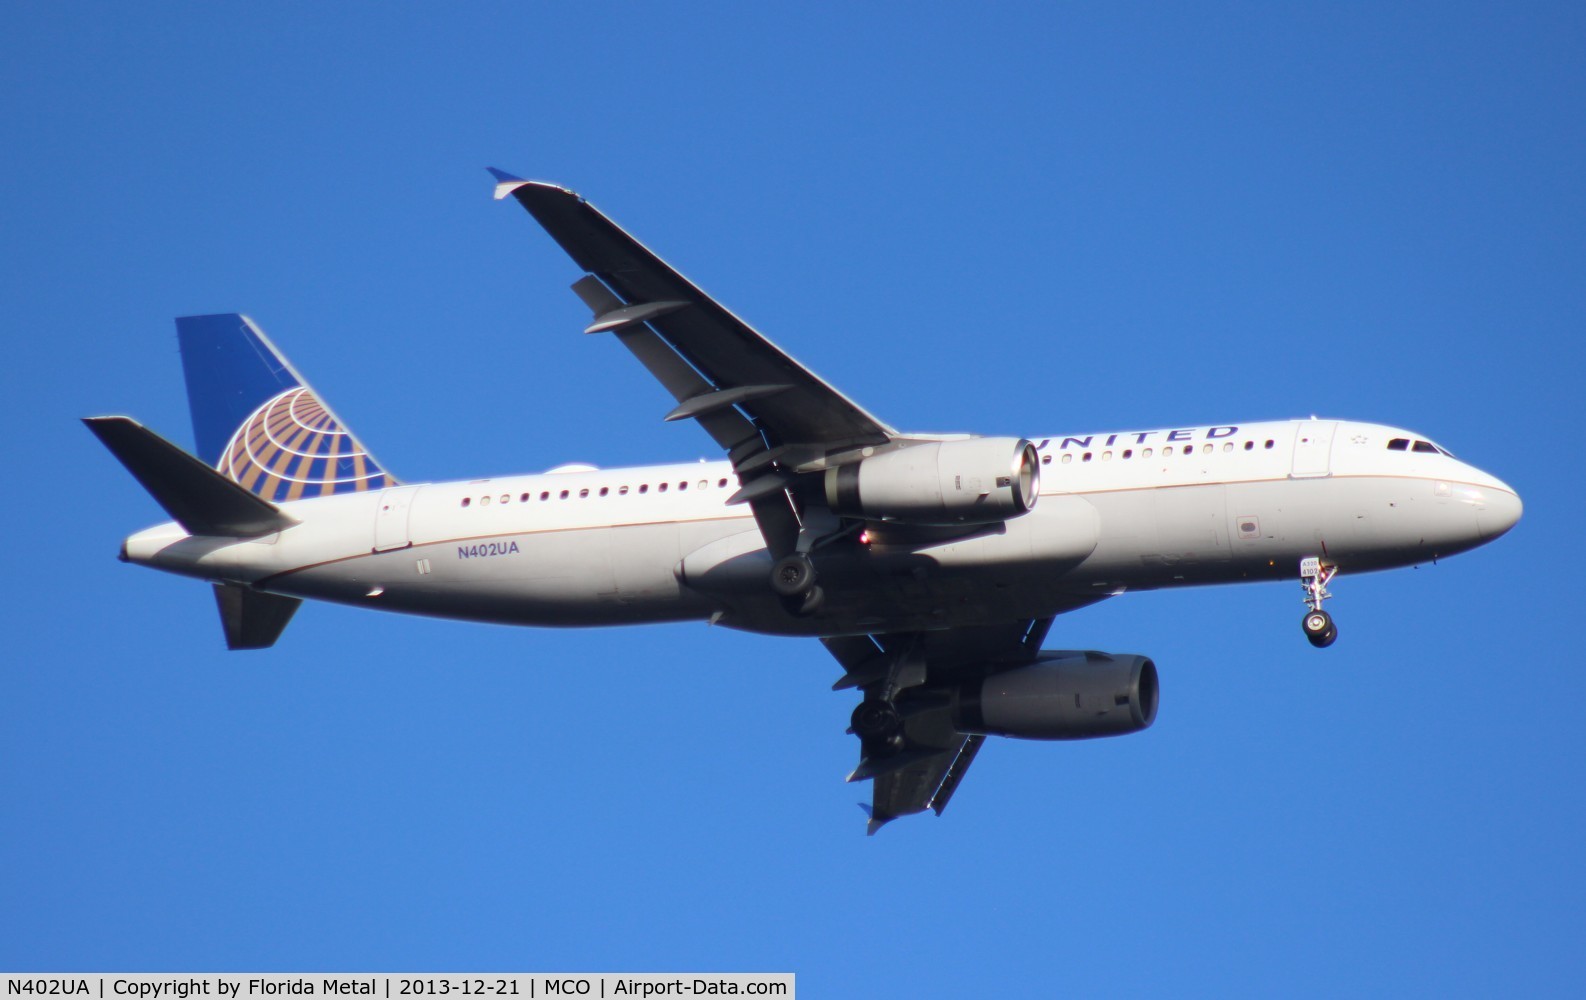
[1122, 449, 1132, 459]
[1202, 444, 1212, 454]
[619, 486, 629, 496]
[698, 480, 708, 490]
[1413, 440, 1439, 454]
[639, 484, 649, 494]
[679, 481, 688, 491]
[460, 497, 471, 508]
[1041, 454, 1051, 465]
[1082, 452, 1092, 462]
[1387, 438, 1410, 451]
[520, 493, 530, 503]
[1264, 440, 1274, 449]
[717, 478, 729, 488]
[540, 491, 550, 501]
[599, 487, 609, 497]
[1222, 443, 1233, 452]
[500, 494, 510, 504]
[559, 490, 569, 500]
[579, 488, 589, 498]
[1102, 450, 1112, 461]
[1142, 447, 1153, 458]
[481, 496, 491, 506]
[1183, 445, 1193, 455]
[1244, 441, 1253, 451]
[659, 483, 669, 492]
[1061, 454, 1073, 465]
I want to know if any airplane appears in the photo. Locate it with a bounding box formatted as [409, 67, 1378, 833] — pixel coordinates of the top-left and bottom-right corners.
[84, 169, 1523, 833]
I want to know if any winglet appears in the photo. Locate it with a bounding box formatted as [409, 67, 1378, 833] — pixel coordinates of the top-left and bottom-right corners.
[857, 803, 891, 837]
[487, 167, 532, 201]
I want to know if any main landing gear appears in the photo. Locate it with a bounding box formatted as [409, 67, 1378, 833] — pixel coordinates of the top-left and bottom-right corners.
[769, 509, 853, 617]
[849, 698, 903, 746]
[1300, 556, 1338, 648]
[844, 637, 929, 785]
[771, 553, 825, 616]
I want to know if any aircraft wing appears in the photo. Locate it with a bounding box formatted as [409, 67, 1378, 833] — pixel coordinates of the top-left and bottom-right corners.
[492, 171, 898, 555]
[491, 172, 895, 448]
[825, 618, 1055, 834]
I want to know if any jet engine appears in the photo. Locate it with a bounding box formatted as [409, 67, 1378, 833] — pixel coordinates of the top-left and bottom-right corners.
[822, 437, 1039, 526]
[953, 651, 1158, 740]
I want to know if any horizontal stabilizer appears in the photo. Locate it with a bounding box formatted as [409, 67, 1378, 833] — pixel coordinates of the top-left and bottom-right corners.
[83, 417, 298, 537]
[213, 583, 301, 650]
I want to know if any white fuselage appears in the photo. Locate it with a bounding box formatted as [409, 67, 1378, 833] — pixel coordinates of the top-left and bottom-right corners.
[120, 419, 1521, 637]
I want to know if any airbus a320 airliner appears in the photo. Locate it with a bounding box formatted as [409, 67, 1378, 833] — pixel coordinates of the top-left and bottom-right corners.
[86, 170, 1522, 832]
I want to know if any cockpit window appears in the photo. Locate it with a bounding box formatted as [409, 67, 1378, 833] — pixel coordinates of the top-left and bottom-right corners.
[1387, 438, 1409, 451]
[1412, 440, 1439, 454]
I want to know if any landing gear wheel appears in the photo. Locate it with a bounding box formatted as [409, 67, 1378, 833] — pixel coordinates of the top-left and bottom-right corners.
[770, 554, 816, 597]
[850, 699, 902, 742]
[777, 584, 825, 618]
[795, 585, 825, 616]
[1303, 609, 1336, 648]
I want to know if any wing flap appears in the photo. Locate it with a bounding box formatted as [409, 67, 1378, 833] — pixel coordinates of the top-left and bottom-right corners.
[864, 707, 979, 834]
[929, 734, 985, 815]
[569, 275, 765, 458]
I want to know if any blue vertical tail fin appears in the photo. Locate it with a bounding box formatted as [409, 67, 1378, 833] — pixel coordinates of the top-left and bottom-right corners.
[176, 314, 397, 501]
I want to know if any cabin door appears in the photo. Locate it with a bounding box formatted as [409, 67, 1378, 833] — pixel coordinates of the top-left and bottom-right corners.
[373, 486, 421, 551]
[1290, 421, 1336, 479]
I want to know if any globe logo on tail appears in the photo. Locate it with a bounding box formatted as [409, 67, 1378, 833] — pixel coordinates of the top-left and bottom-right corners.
[218, 387, 392, 501]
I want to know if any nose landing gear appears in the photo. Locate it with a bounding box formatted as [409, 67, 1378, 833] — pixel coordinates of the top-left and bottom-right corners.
[1300, 556, 1338, 647]
[1303, 608, 1336, 647]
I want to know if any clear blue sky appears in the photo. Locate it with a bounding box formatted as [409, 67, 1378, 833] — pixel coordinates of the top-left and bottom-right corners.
[4, 2, 1583, 994]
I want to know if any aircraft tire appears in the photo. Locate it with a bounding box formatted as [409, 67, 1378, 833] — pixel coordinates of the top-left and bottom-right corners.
[770, 554, 816, 597]
[797, 585, 825, 616]
[851, 699, 902, 742]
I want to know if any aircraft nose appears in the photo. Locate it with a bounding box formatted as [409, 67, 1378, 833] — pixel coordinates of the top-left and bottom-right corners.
[1478, 487, 1523, 541]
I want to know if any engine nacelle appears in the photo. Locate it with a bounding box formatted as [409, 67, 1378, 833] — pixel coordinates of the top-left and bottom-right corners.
[953, 651, 1158, 740]
[823, 437, 1039, 525]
